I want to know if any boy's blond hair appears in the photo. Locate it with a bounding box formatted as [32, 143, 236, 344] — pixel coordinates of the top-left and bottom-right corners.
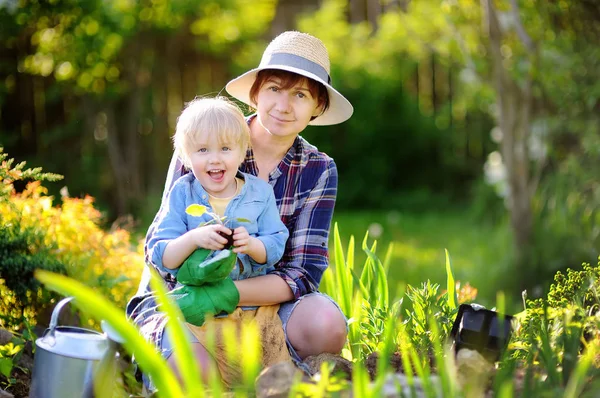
[173, 97, 250, 168]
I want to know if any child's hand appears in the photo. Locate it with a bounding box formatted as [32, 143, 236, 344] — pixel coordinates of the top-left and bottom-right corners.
[191, 224, 232, 251]
[232, 226, 266, 263]
[231, 226, 252, 254]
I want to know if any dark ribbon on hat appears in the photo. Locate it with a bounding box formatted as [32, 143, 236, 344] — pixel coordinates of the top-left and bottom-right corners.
[266, 53, 332, 85]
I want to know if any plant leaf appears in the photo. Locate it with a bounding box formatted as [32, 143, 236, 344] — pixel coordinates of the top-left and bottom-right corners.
[445, 249, 457, 310]
[186, 204, 207, 217]
[0, 358, 13, 378]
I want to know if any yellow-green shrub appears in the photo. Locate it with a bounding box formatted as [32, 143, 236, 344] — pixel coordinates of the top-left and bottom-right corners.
[0, 150, 144, 328]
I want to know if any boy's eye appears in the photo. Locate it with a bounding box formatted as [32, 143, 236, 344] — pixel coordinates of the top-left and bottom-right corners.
[198, 148, 207, 153]
[268, 86, 279, 92]
[222, 146, 231, 152]
[296, 92, 306, 99]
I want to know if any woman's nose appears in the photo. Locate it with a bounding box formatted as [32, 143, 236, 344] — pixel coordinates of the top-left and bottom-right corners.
[275, 93, 291, 112]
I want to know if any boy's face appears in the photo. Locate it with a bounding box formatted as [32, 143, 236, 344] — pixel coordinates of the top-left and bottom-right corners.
[188, 132, 245, 198]
[255, 76, 323, 140]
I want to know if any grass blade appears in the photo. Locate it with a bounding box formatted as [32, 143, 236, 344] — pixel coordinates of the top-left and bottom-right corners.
[151, 271, 203, 396]
[445, 249, 456, 310]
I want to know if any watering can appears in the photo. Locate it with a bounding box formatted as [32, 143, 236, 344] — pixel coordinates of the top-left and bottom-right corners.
[29, 297, 122, 398]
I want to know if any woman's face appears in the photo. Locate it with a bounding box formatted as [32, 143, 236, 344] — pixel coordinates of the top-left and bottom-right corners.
[255, 77, 323, 140]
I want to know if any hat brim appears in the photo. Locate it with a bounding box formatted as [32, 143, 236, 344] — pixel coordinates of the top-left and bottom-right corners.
[226, 65, 353, 126]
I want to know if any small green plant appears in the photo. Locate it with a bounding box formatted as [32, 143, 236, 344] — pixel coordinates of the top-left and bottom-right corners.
[0, 323, 36, 392]
[185, 204, 250, 247]
[0, 147, 63, 202]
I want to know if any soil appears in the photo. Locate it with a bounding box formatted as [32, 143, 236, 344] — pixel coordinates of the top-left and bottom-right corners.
[218, 228, 235, 249]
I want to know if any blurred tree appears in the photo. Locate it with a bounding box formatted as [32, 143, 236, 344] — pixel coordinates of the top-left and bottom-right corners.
[300, 0, 599, 288]
[440, 0, 600, 282]
[298, 0, 495, 210]
[0, 0, 276, 217]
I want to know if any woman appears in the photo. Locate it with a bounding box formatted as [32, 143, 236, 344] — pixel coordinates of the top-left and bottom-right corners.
[128, 31, 354, 391]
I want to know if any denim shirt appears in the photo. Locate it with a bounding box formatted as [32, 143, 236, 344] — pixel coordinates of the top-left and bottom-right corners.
[146, 172, 289, 280]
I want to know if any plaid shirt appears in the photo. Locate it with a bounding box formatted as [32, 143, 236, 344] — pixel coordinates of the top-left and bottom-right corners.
[240, 134, 338, 298]
[127, 122, 337, 346]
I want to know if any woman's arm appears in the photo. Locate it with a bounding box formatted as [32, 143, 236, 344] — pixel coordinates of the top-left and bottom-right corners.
[234, 274, 294, 306]
[236, 159, 338, 303]
[249, 186, 289, 266]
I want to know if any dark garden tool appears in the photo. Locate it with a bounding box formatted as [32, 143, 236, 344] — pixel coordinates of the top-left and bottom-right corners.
[449, 303, 514, 362]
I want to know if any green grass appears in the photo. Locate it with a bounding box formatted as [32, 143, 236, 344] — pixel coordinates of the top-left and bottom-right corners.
[331, 209, 515, 310]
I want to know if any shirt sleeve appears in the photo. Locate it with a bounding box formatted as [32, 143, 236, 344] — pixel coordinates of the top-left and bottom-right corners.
[253, 188, 290, 268]
[269, 159, 338, 299]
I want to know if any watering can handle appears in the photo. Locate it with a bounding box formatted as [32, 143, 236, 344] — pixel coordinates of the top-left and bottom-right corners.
[48, 297, 74, 337]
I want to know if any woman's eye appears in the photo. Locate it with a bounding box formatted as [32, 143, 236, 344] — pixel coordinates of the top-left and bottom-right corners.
[269, 86, 279, 92]
[296, 92, 305, 99]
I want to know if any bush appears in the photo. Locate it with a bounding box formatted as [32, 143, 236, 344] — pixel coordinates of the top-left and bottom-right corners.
[0, 222, 66, 328]
[0, 149, 144, 329]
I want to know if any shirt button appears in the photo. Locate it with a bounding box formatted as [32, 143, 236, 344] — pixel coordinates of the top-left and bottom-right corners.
[202, 195, 207, 199]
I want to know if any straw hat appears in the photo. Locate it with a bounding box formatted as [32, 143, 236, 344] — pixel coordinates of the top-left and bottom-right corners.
[226, 31, 353, 126]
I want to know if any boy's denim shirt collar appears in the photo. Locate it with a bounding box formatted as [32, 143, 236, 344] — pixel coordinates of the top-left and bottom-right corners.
[190, 171, 248, 202]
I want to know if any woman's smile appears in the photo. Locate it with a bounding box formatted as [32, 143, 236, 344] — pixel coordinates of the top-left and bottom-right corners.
[269, 114, 294, 123]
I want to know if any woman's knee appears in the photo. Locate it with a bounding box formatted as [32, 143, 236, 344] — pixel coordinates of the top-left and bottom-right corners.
[287, 295, 347, 353]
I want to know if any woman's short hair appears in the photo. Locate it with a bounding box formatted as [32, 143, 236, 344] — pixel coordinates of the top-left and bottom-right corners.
[173, 97, 250, 168]
[249, 69, 330, 117]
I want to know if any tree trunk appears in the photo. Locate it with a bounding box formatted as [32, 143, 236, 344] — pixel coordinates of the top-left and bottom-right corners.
[484, 0, 535, 271]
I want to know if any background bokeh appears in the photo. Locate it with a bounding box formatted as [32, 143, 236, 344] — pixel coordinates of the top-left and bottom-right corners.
[1, 0, 598, 311]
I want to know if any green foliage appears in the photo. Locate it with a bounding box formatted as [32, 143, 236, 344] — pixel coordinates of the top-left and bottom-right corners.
[0, 150, 143, 330]
[23, 221, 600, 396]
[402, 280, 457, 360]
[0, 223, 66, 328]
[508, 258, 600, 392]
[0, 326, 36, 391]
[547, 261, 600, 310]
[0, 149, 66, 328]
[0, 148, 63, 201]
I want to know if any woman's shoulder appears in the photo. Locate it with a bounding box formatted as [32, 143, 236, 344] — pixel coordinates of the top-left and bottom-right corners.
[297, 136, 335, 165]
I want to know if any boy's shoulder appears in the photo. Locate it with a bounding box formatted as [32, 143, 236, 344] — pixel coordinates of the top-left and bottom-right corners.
[166, 173, 197, 200]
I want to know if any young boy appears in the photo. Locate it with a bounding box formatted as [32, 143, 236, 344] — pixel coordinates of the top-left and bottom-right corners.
[145, 96, 289, 325]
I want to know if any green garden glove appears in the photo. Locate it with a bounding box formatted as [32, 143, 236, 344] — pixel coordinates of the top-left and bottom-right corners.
[177, 248, 237, 286]
[170, 277, 240, 326]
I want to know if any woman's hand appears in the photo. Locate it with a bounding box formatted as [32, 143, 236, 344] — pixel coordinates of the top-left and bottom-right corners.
[232, 226, 266, 263]
[192, 224, 232, 251]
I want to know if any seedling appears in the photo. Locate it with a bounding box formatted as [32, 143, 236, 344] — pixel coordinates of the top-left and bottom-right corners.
[185, 204, 250, 249]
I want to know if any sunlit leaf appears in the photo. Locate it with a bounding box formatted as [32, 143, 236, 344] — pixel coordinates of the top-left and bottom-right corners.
[186, 204, 207, 217]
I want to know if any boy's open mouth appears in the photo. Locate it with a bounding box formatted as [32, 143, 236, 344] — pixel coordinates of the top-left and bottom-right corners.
[208, 169, 225, 181]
